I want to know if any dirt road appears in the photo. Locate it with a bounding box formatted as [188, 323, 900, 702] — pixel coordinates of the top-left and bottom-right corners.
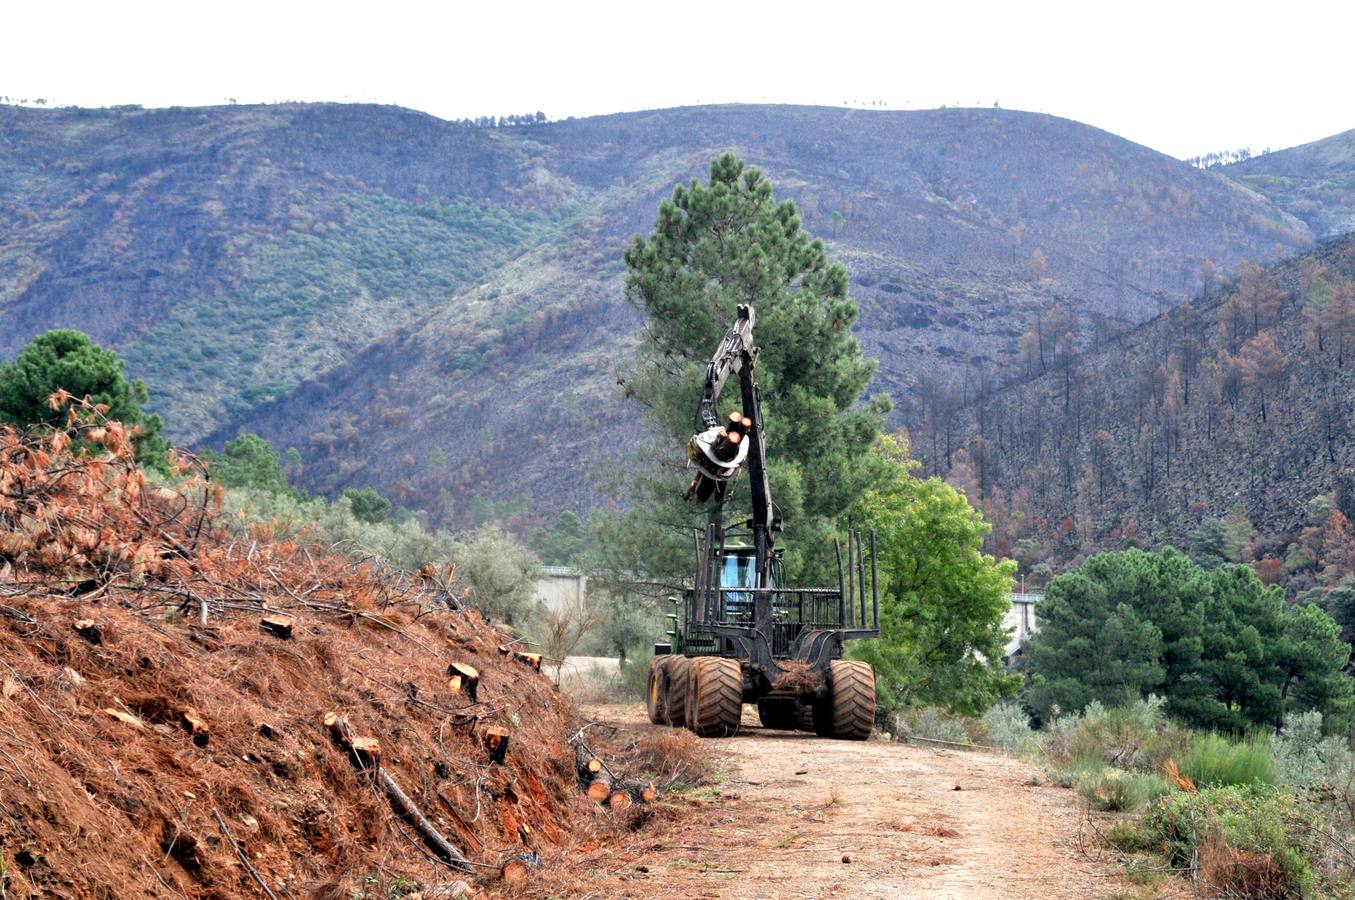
[576, 704, 1135, 899]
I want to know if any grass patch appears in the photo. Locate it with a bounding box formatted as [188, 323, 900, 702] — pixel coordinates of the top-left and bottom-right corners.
[1178, 733, 1276, 789]
[1077, 768, 1173, 812]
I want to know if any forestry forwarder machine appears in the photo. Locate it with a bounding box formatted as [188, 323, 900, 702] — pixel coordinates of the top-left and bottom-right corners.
[646, 305, 880, 739]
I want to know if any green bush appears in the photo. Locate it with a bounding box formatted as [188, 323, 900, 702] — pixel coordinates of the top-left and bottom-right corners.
[1179, 733, 1277, 789]
[1143, 785, 1324, 898]
[983, 702, 1036, 753]
[892, 707, 981, 745]
[1051, 753, 1107, 789]
[1104, 819, 1157, 854]
[1076, 768, 1172, 812]
[1039, 696, 1190, 773]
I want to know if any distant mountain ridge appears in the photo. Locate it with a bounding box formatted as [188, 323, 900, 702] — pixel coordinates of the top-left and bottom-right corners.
[1225, 128, 1355, 239]
[924, 232, 1355, 595]
[0, 102, 1331, 528]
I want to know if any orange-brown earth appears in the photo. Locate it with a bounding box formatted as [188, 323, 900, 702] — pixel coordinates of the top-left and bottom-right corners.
[546, 704, 1140, 899]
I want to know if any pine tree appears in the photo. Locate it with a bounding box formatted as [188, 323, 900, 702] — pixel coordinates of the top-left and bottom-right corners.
[604, 153, 890, 582]
[0, 329, 167, 468]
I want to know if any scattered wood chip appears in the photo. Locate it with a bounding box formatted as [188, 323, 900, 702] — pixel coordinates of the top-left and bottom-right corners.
[73, 619, 102, 644]
[104, 708, 145, 729]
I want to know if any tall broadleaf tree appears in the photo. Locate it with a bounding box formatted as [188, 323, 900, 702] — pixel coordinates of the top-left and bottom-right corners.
[846, 439, 1020, 715]
[603, 153, 891, 583]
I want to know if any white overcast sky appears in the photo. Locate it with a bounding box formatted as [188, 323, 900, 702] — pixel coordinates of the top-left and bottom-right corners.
[2, 0, 1350, 160]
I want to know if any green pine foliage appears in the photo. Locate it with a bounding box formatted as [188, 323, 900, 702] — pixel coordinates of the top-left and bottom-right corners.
[1025, 548, 1353, 732]
[603, 152, 891, 584]
[0, 329, 168, 468]
[340, 488, 392, 525]
[203, 432, 296, 495]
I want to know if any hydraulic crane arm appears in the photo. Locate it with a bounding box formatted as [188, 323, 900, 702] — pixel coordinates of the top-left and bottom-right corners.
[687, 304, 774, 588]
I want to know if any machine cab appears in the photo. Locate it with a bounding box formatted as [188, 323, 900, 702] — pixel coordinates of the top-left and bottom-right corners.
[716, 544, 781, 621]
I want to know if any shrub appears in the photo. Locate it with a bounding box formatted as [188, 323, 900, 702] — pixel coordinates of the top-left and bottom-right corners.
[1143, 786, 1325, 898]
[1273, 711, 1355, 831]
[1104, 819, 1157, 854]
[1076, 768, 1172, 812]
[1039, 695, 1189, 773]
[983, 702, 1036, 753]
[1051, 753, 1106, 789]
[893, 707, 979, 745]
[1179, 733, 1277, 789]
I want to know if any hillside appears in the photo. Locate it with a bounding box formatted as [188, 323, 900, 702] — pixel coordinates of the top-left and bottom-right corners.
[0, 102, 1317, 526]
[1226, 128, 1355, 239]
[925, 233, 1355, 594]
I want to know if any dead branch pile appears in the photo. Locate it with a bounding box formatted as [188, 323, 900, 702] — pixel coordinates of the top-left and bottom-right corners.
[0, 401, 605, 897]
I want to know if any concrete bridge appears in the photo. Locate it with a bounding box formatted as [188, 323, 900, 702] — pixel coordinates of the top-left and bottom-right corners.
[1003, 592, 1043, 657]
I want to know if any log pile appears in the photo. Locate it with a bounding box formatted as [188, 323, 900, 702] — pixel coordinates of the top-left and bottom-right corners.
[685, 410, 753, 503]
[571, 731, 659, 813]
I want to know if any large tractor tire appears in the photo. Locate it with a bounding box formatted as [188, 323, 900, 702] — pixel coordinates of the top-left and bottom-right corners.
[685, 657, 743, 737]
[756, 697, 800, 730]
[814, 660, 875, 740]
[663, 656, 691, 727]
[645, 657, 668, 724]
[796, 702, 816, 732]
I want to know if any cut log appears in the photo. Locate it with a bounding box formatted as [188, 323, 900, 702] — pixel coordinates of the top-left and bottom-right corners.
[502, 858, 530, 886]
[512, 652, 543, 671]
[73, 619, 102, 644]
[324, 718, 472, 873]
[381, 769, 472, 871]
[481, 727, 510, 765]
[608, 791, 632, 811]
[446, 662, 480, 703]
[259, 614, 294, 639]
[586, 778, 612, 803]
[612, 778, 658, 804]
[573, 743, 599, 784]
[179, 706, 210, 747]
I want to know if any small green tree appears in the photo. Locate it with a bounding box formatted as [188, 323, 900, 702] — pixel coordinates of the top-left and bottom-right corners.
[451, 525, 541, 626]
[341, 488, 392, 525]
[847, 437, 1018, 716]
[530, 510, 588, 566]
[1188, 518, 1228, 569]
[0, 329, 167, 467]
[206, 432, 291, 494]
